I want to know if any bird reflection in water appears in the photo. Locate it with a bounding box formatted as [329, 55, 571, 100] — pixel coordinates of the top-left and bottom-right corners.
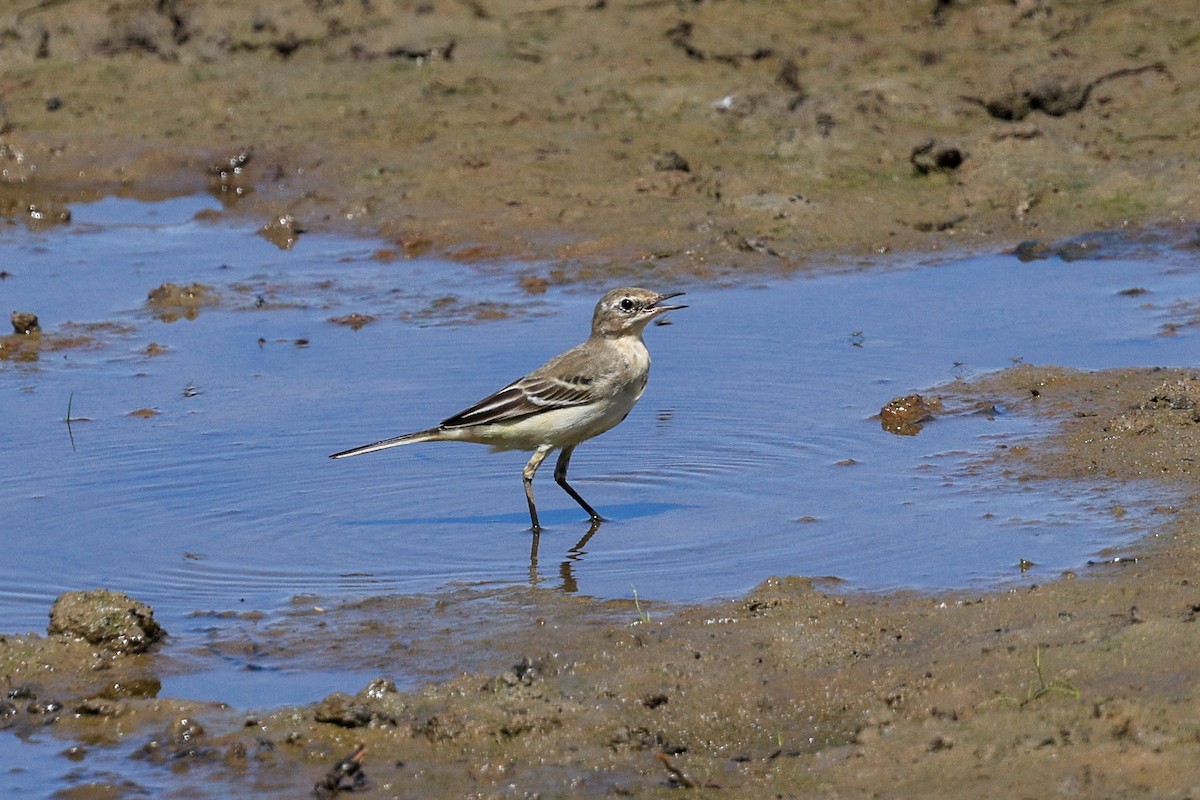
[528, 518, 602, 593]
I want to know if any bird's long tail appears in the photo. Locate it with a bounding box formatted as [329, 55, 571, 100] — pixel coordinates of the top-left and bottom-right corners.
[329, 428, 443, 459]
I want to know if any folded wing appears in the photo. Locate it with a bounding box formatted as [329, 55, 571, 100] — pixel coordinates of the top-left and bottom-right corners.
[440, 373, 600, 429]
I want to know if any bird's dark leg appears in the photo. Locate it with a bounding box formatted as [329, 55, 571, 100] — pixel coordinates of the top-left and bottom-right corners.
[522, 445, 554, 531]
[528, 528, 542, 587]
[554, 445, 604, 522]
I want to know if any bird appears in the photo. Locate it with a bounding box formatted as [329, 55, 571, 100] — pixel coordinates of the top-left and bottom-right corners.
[330, 287, 686, 531]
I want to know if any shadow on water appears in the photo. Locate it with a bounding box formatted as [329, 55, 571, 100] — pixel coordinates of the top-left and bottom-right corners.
[2, 196, 1199, 730]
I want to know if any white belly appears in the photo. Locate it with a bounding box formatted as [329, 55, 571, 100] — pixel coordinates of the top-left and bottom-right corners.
[442, 336, 651, 451]
[448, 385, 642, 451]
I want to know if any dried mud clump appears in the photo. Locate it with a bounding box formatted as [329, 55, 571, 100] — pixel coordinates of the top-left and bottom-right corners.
[146, 281, 218, 322]
[47, 589, 165, 654]
[260, 213, 305, 250]
[328, 312, 375, 330]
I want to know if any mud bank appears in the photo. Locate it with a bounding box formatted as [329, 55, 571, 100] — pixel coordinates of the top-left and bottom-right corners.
[6, 366, 1200, 797]
[1, 1, 1198, 277]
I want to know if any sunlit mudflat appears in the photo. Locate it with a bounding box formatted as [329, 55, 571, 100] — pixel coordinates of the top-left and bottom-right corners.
[2, 197, 1197, 706]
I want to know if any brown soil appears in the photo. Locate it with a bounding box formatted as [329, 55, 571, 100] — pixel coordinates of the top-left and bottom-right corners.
[3, 1, 1200, 797]
[2, 1, 1198, 279]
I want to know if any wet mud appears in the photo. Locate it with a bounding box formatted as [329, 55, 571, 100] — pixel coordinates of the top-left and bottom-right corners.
[0, 312, 113, 363]
[4, 1, 1200, 796]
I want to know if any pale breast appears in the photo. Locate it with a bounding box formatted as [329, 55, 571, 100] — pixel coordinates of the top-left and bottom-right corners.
[611, 337, 651, 400]
[440, 398, 632, 451]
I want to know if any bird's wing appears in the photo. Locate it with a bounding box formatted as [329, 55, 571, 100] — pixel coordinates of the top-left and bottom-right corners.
[439, 372, 603, 429]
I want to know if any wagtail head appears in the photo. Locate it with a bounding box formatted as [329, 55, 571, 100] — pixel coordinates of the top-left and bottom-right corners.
[592, 287, 687, 338]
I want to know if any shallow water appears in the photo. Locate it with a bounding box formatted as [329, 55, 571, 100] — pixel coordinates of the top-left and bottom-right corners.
[0, 729, 194, 800]
[2, 198, 1197, 700]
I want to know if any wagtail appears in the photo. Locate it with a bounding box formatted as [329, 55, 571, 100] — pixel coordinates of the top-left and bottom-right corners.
[330, 287, 685, 530]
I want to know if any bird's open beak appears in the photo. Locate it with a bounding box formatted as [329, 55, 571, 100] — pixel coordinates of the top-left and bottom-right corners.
[649, 291, 687, 313]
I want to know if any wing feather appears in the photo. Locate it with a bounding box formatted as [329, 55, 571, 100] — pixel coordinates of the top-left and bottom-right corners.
[440, 373, 601, 429]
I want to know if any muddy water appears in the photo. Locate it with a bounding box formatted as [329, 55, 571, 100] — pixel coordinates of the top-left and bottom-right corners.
[3, 199, 1197, 705]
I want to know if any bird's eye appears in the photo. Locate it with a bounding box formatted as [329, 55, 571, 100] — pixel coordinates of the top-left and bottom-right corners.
[619, 298, 635, 312]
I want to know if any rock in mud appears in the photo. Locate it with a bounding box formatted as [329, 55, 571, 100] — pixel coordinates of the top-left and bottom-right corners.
[880, 393, 940, 435]
[313, 692, 376, 728]
[47, 589, 165, 654]
[10, 311, 39, 334]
